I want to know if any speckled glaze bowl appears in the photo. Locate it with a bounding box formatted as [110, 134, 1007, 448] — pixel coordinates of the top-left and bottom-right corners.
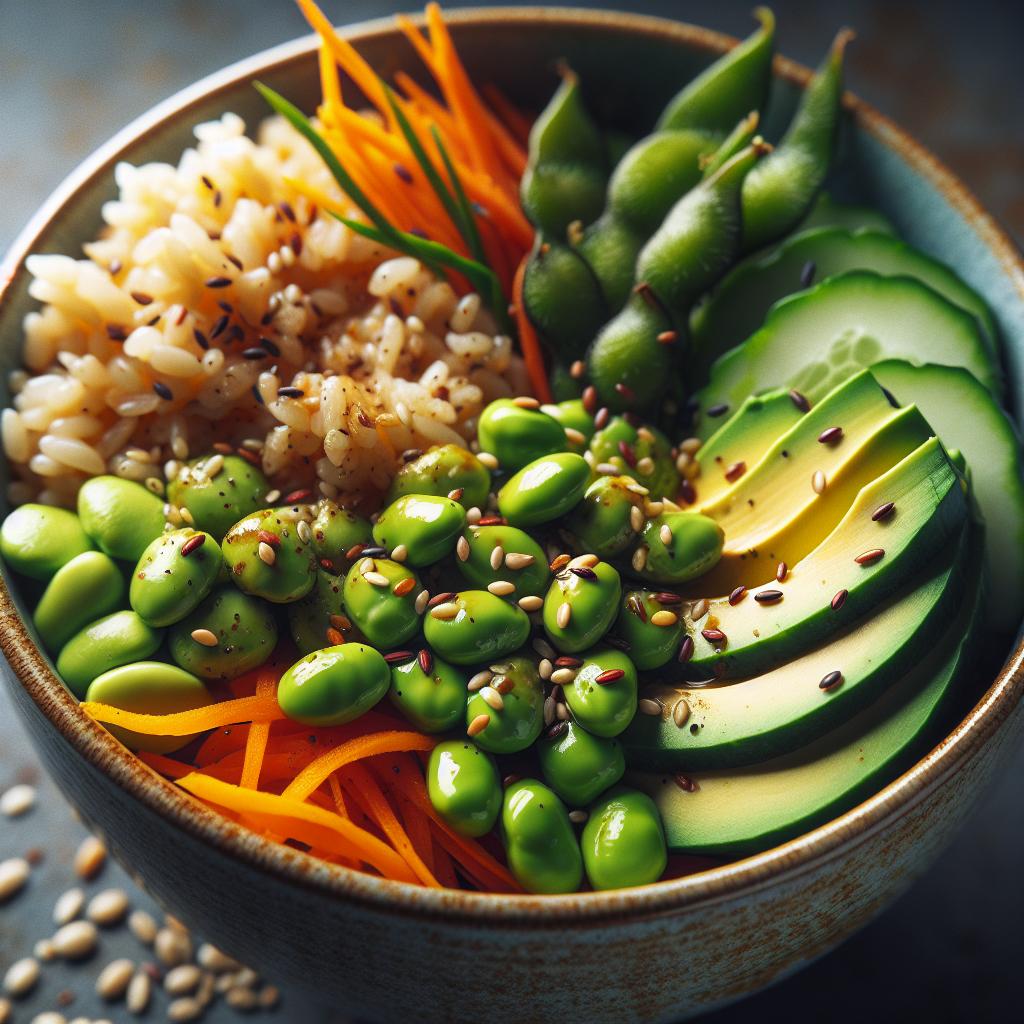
[2, 9, 1023, 1022]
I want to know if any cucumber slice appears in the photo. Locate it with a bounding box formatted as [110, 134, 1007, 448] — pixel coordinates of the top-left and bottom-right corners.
[871, 359, 1024, 633]
[690, 228, 999, 372]
[694, 271, 1000, 437]
[797, 192, 896, 236]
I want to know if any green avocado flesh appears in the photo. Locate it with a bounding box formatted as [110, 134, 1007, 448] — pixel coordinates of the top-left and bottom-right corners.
[694, 271, 1000, 439]
[630, 530, 983, 856]
[684, 437, 967, 679]
[690, 227, 999, 373]
[623, 523, 969, 769]
[692, 370, 933, 592]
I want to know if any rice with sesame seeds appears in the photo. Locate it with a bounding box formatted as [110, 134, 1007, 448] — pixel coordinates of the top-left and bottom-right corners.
[6, 112, 526, 510]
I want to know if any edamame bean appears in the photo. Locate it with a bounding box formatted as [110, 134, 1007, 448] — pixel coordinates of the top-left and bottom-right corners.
[33, 551, 123, 653]
[537, 721, 625, 806]
[386, 445, 491, 510]
[634, 512, 723, 583]
[57, 610, 162, 699]
[455, 524, 550, 599]
[168, 586, 278, 681]
[77, 476, 165, 563]
[1, 504, 92, 580]
[543, 560, 621, 653]
[466, 655, 544, 754]
[539, 399, 595, 452]
[166, 454, 268, 541]
[278, 643, 390, 726]
[221, 508, 316, 603]
[372, 494, 466, 566]
[85, 662, 211, 755]
[287, 570, 357, 656]
[501, 779, 582, 894]
[422, 590, 531, 666]
[477, 399, 567, 473]
[614, 589, 686, 670]
[427, 740, 501, 838]
[588, 418, 679, 500]
[388, 651, 466, 733]
[343, 558, 421, 649]
[568, 476, 646, 559]
[497, 452, 590, 528]
[129, 529, 220, 627]
[581, 786, 667, 890]
[563, 646, 638, 737]
[310, 500, 372, 573]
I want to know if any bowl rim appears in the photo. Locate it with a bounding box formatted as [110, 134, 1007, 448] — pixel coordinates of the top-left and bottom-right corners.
[2, 4, 1023, 926]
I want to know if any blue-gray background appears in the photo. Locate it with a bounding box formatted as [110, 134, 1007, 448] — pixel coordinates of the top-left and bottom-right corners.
[1, 2, 1022, 1022]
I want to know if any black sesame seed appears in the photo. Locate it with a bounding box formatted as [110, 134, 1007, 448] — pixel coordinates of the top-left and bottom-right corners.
[706, 403, 729, 418]
[153, 381, 173, 401]
[193, 329, 209, 350]
[242, 348, 268, 360]
[210, 314, 229, 340]
[205, 276, 232, 289]
[819, 670, 844, 691]
[277, 386, 305, 399]
[800, 260, 816, 287]
[788, 389, 811, 413]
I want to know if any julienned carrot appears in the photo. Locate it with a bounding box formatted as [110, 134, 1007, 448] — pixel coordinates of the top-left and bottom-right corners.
[138, 751, 193, 780]
[430, 837, 459, 888]
[482, 83, 533, 148]
[328, 773, 350, 819]
[178, 773, 419, 884]
[282, 731, 437, 802]
[319, 42, 343, 110]
[82, 693, 284, 736]
[397, 792, 436, 875]
[340, 764, 439, 887]
[240, 669, 278, 789]
[513, 256, 553, 404]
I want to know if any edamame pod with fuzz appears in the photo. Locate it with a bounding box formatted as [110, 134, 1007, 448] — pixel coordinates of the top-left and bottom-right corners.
[386, 445, 491, 510]
[582, 786, 667, 890]
[167, 455, 269, 542]
[77, 477, 165, 563]
[1, 504, 92, 580]
[427, 741, 502, 838]
[501, 780, 583, 894]
[130, 529, 221, 627]
[278, 643, 390, 726]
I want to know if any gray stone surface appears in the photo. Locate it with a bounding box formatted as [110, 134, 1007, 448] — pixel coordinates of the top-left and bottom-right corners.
[1, 2, 1022, 1021]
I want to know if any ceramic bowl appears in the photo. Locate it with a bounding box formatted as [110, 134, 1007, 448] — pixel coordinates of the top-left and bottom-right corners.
[2, 8, 1022, 1022]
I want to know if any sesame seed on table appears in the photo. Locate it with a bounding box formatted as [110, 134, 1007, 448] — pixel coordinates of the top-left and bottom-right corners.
[1, 1, 1022, 1022]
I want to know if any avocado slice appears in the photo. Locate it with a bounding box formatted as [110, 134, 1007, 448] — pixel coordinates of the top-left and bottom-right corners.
[694, 271, 1000, 439]
[871, 360, 1024, 633]
[684, 437, 968, 679]
[630, 528, 984, 856]
[692, 370, 934, 592]
[624, 523, 969, 768]
[690, 227, 998, 372]
[693, 389, 804, 507]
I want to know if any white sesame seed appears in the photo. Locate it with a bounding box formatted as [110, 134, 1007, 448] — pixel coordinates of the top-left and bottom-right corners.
[550, 667, 576, 686]
[467, 670, 492, 692]
[812, 469, 827, 494]
[164, 964, 202, 996]
[532, 637, 557, 660]
[556, 602, 572, 629]
[52, 887, 84, 927]
[476, 451, 499, 470]
[568, 809, 588, 824]
[232, 967, 260, 990]
[479, 686, 504, 711]
[390, 543, 408, 563]
[204, 453, 225, 479]
[279, 244, 296, 267]
[196, 944, 241, 973]
[258, 985, 281, 1009]
[538, 658, 553, 680]
[0, 857, 30, 903]
[0, 783, 35, 817]
[489, 544, 504, 571]
[0, 998, 11, 1024]
[644, 499, 664, 517]
[487, 580, 515, 596]
[267, 251, 283, 274]
[406, 315, 425, 334]
[226, 987, 258, 1010]
[264, 488, 281, 504]
[257, 541, 277, 565]
[636, 456, 655, 475]
[504, 551, 535, 570]
[155, 927, 192, 967]
[167, 996, 204, 1022]
[359, 556, 375, 575]
[29, 1013, 65, 1024]
[632, 545, 648, 572]
[190, 628, 218, 647]
[691, 598, 710, 621]
[127, 910, 158, 946]
[296, 519, 312, 544]
[96, 958, 135, 1000]
[465, 506, 482, 525]
[414, 589, 430, 615]
[517, 595, 543, 612]
[33, 940, 55, 962]
[556, 702, 570, 721]
[467, 713, 490, 737]
[568, 553, 599, 570]
[178, 506, 195, 526]
[126, 971, 151, 1014]
[639, 698, 662, 716]
[659, 523, 673, 546]
[456, 536, 471, 561]
[596, 461, 618, 475]
[629, 505, 645, 532]
[651, 610, 679, 627]
[3, 957, 39, 997]
[564, 427, 586, 445]
[364, 570, 390, 587]
[513, 396, 540, 409]
[86, 888, 129, 927]
[681, 437, 702, 455]
[52, 920, 99, 959]
[429, 602, 459, 620]
[673, 698, 691, 727]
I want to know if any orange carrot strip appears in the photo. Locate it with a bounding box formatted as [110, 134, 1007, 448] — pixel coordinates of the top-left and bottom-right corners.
[82, 693, 284, 736]
[319, 42, 343, 111]
[395, 14, 438, 73]
[240, 669, 278, 790]
[397, 795, 436, 875]
[328, 773, 350, 818]
[340, 764, 439, 887]
[513, 256, 552, 403]
[482, 83, 532, 148]
[282, 731, 437, 803]
[137, 752, 193, 780]
[430, 836, 459, 888]
[179, 773, 418, 883]
[195, 725, 248, 767]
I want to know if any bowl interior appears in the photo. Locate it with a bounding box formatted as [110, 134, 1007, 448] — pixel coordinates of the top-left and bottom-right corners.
[1, 6, 1023, 917]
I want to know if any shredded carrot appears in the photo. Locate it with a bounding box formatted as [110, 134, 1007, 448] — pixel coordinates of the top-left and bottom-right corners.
[318, 42, 343, 110]
[397, 791, 436, 875]
[328, 773, 350, 818]
[430, 836, 459, 888]
[179, 773, 418, 883]
[138, 751, 193, 780]
[513, 255, 553, 404]
[482, 83, 533, 148]
[82, 692, 284, 736]
[240, 669, 278, 790]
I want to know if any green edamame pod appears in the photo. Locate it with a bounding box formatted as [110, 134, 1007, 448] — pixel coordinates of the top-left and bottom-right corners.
[343, 558, 422, 649]
[372, 494, 466, 567]
[77, 476, 166, 563]
[501, 779, 582, 894]
[563, 646, 638, 738]
[567, 476, 646, 560]
[287, 570, 357, 656]
[85, 662, 211, 755]
[221, 508, 316, 603]
[278, 643, 390, 726]
[550, 363, 586, 403]
[634, 512, 724, 584]
[387, 445, 491, 510]
[310, 501, 372, 574]
[587, 417, 679, 500]
[497, 452, 590, 528]
[33, 551, 124, 654]
[465, 655, 544, 755]
[540, 399, 595, 452]
[456, 524, 550, 599]
[57, 610, 162, 699]
[537, 721, 625, 806]
[741, 30, 852, 252]
[168, 586, 278, 681]
[130, 529, 221, 627]
[520, 67, 609, 239]
[422, 590, 530, 666]
[699, 109, 760, 180]
[582, 786, 667, 890]
[388, 651, 466, 733]
[1, 504, 93, 580]
[613, 590, 686, 671]
[543, 559, 621, 654]
[427, 740, 501, 838]
[477, 399, 567, 473]
[166, 454, 269, 541]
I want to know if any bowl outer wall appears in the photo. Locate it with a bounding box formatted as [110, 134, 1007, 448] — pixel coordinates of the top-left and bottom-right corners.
[1, 8, 1023, 1022]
